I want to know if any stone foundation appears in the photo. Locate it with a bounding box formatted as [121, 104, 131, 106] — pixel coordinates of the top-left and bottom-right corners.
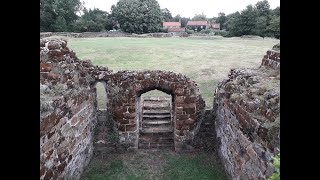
[214, 47, 280, 179]
[260, 43, 280, 70]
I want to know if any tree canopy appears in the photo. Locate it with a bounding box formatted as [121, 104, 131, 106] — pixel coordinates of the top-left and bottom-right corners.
[162, 8, 172, 22]
[40, 0, 279, 39]
[74, 8, 113, 32]
[112, 0, 163, 33]
[192, 13, 207, 21]
[40, 0, 82, 32]
[218, 0, 280, 39]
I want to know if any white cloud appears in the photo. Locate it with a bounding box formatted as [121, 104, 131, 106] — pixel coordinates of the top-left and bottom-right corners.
[82, 0, 280, 17]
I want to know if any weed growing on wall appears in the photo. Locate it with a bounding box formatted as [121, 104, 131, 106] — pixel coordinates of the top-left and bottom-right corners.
[269, 154, 280, 180]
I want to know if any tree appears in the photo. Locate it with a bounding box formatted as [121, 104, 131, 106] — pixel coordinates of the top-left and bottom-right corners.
[216, 12, 227, 30]
[266, 16, 280, 39]
[255, 0, 270, 16]
[112, 0, 163, 33]
[74, 8, 110, 32]
[224, 12, 241, 36]
[192, 13, 207, 21]
[40, 0, 82, 32]
[172, 14, 190, 27]
[161, 8, 172, 21]
[52, 16, 68, 32]
[271, 6, 280, 17]
[254, 16, 268, 37]
[238, 5, 258, 35]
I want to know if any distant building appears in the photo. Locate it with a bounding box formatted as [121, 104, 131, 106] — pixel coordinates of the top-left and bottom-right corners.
[163, 21, 185, 32]
[186, 21, 209, 31]
[211, 23, 221, 30]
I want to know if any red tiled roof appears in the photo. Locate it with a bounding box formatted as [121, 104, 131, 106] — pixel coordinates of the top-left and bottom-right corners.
[211, 23, 220, 29]
[168, 28, 185, 32]
[187, 21, 208, 26]
[163, 22, 181, 27]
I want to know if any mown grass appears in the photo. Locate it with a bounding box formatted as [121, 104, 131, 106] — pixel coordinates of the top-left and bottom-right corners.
[81, 160, 145, 180]
[66, 36, 279, 108]
[80, 151, 228, 180]
[160, 153, 228, 180]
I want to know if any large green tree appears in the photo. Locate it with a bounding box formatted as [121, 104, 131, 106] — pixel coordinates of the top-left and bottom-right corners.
[253, 16, 268, 37]
[255, 0, 271, 16]
[192, 13, 207, 21]
[224, 12, 241, 36]
[272, 6, 280, 16]
[112, 0, 163, 33]
[161, 8, 172, 22]
[221, 0, 279, 38]
[74, 8, 112, 32]
[216, 12, 227, 30]
[40, 0, 82, 32]
[266, 16, 280, 39]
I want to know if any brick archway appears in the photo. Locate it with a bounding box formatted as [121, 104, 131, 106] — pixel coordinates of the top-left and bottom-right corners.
[107, 70, 205, 151]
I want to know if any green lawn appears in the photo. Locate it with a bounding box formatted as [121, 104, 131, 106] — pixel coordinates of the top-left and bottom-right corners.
[66, 36, 279, 108]
[80, 151, 228, 180]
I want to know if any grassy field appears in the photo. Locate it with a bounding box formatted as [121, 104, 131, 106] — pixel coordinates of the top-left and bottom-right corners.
[80, 151, 228, 180]
[65, 36, 279, 108]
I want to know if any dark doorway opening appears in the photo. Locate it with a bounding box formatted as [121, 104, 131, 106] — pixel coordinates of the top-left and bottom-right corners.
[137, 90, 174, 150]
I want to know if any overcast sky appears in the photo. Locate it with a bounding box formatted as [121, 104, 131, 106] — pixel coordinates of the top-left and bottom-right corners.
[82, 0, 280, 18]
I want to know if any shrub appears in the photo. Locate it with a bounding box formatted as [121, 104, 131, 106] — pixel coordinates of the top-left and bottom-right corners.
[186, 29, 194, 34]
[159, 28, 168, 33]
[214, 30, 229, 37]
[269, 154, 280, 180]
[200, 29, 214, 34]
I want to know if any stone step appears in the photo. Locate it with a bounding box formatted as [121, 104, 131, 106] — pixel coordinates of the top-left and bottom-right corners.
[142, 114, 171, 119]
[142, 120, 172, 125]
[142, 118, 171, 122]
[143, 97, 171, 102]
[139, 137, 174, 144]
[140, 132, 173, 137]
[143, 109, 171, 115]
[143, 105, 170, 111]
[140, 126, 173, 133]
[138, 142, 174, 149]
[142, 123, 172, 129]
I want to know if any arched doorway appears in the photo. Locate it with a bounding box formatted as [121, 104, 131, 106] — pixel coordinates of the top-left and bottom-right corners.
[138, 90, 174, 149]
[94, 81, 107, 110]
[107, 70, 205, 151]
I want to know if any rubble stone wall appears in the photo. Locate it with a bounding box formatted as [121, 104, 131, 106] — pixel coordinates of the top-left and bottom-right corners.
[40, 39, 111, 180]
[106, 71, 206, 151]
[214, 47, 280, 179]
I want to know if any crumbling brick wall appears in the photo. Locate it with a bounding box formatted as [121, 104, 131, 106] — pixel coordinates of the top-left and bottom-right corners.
[260, 43, 280, 70]
[214, 46, 280, 179]
[40, 39, 111, 180]
[40, 39, 206, 180]
[105, 70, 205, 151]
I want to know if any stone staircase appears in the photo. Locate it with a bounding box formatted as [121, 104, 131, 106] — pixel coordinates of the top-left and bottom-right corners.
[138, 97, 174, 150]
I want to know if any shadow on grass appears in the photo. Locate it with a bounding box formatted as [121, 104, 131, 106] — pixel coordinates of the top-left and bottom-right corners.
[81, 160, 145, 180]
[160, 153, 228, 180]
[80, 151, 228, 180]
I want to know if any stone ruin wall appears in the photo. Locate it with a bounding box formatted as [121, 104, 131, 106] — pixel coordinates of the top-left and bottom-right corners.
[260, 43, 280, 70]
[214, 45, 280, 179]
[40, 32, 175, 39]
[40, 39, 205, 179]
[40, 37, 280, 180]
[40, 39, 111, 180]
[105, 71, 205, 151]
